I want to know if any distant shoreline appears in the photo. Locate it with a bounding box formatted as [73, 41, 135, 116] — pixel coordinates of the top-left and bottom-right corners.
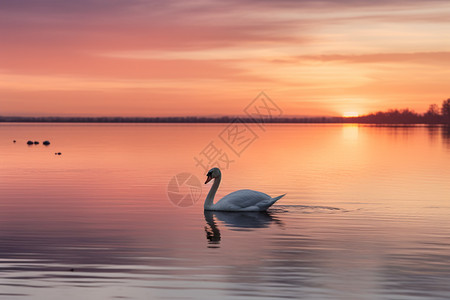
[0, 116, 449, 125]
[0, 116, 342, 124]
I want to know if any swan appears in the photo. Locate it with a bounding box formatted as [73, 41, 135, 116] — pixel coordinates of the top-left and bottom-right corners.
[204, 167, 285, 211]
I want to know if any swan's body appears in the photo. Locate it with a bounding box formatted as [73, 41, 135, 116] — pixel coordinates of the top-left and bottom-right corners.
[204, 168, 285, 212]
[207, 189, 284, 211]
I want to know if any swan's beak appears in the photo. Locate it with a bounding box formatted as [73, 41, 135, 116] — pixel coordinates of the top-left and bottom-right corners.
[205, 176, 213, 184]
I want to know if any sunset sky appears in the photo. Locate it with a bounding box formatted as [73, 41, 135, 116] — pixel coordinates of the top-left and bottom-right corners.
[1, 0, 449, 117]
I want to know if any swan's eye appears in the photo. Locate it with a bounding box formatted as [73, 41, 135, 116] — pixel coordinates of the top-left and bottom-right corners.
[207, 172, 212, 176]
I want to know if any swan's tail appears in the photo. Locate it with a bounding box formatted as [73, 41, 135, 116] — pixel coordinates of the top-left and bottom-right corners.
[257, 193, 286, 211]
[269, 193, 286, 206]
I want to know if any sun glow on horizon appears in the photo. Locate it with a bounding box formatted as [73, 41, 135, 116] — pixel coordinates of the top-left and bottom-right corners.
[343, 112, 360, 118]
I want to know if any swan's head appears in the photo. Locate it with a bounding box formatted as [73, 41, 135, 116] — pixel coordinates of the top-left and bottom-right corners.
[205, 167, 221, 184]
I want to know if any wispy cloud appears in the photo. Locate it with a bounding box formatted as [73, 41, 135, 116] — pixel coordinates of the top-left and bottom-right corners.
[0, 0, 449, 116]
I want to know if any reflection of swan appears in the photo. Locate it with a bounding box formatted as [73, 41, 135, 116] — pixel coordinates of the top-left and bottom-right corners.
[204, 210, 282, 246]
[205, 210, 281, 230]
[204, 168, 285, 211]
[204, 211, 221, 246]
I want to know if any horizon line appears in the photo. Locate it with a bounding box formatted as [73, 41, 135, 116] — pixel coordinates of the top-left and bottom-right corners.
[1, 114, 449, 125]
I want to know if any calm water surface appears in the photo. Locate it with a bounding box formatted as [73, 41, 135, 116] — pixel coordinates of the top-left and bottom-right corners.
[1, 123, 450, 300]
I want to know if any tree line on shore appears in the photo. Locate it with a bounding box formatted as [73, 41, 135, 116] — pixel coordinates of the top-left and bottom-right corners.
[345, 98, 450, 124]
[1, 99, 449, 124]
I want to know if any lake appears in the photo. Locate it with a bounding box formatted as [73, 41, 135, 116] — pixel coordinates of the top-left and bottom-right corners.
[1, 123, 450, 300]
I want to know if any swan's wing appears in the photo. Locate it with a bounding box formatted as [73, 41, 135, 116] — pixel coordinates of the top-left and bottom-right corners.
[214, 189, 272, 211]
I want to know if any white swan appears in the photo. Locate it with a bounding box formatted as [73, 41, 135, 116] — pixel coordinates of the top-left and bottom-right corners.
[204, 167, 285, 211]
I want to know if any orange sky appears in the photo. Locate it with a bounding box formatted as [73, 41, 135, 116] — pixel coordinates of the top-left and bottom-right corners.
[1, 0, 449, 117]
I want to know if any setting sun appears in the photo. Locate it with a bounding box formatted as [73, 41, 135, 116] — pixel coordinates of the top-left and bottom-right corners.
[343, 112, 360, 117]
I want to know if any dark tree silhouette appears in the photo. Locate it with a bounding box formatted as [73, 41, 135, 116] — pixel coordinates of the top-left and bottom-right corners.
[427, 104, 440, 115]
[442, 99, 450, 123]
[424, 104, 442, 123]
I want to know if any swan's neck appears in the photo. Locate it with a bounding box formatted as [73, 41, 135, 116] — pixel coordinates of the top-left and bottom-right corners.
[204, 175, 221, 210]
